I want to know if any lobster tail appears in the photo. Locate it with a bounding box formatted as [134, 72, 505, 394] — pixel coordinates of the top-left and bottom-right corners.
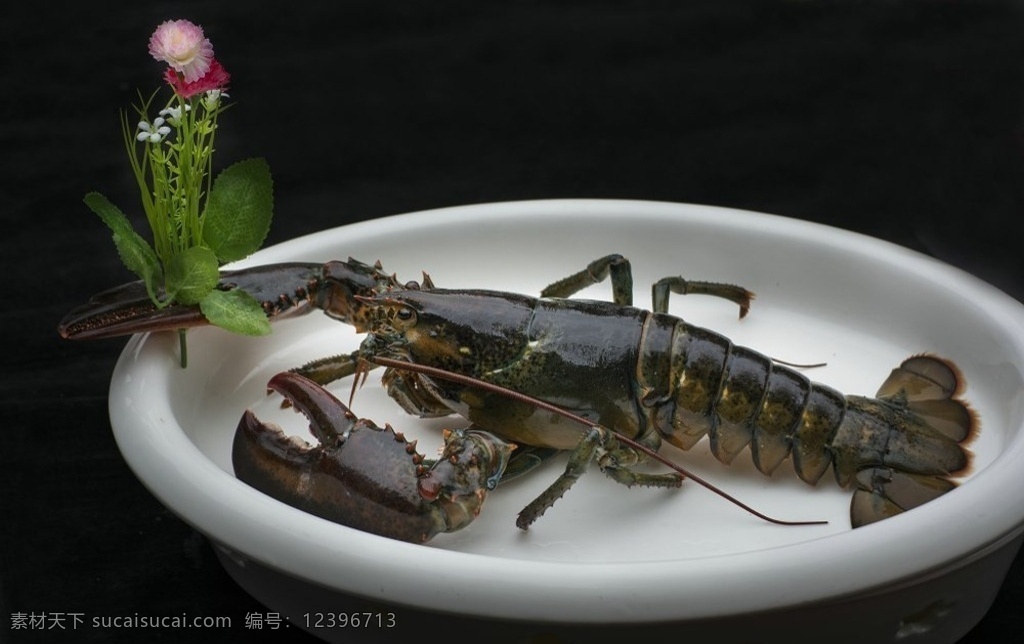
[646, 317, 976, 528]
[838, 356, 976, 527]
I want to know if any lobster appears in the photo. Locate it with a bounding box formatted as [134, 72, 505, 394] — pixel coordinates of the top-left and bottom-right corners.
[58, 254, 975, 539]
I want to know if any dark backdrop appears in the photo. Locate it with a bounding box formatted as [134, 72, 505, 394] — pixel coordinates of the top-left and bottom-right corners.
[3, 2, 1023, 642]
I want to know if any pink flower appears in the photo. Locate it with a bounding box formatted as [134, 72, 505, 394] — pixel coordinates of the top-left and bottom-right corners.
[149, 19, 214, 83]
[164, 59, 230, 99]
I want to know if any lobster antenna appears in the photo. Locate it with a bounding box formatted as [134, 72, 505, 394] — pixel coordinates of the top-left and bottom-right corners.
[772, 357, 827, 369]
[367, 355, 826, 527]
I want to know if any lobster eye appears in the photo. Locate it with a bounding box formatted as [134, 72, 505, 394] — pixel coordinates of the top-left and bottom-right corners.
[396, 307, 416, 323]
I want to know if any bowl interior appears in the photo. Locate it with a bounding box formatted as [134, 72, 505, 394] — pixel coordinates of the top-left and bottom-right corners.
[110, 200, 1024, 622]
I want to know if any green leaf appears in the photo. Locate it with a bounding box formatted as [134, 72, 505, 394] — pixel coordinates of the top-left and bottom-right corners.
[165, 246, 219, 305]
[83, 192, 162, 292]
[199, 288, 272, 336]
[202, 158, 274, 263]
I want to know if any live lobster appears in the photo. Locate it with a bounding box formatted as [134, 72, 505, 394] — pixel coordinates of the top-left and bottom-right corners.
[58, 254, 975, 542]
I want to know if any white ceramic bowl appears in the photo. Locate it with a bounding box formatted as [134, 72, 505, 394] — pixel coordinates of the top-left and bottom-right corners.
[109, 200, 1024, 643]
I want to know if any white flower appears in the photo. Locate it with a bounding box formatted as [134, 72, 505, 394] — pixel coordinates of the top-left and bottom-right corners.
[158, 104, 190, 126]
[202, 89, 228, 110]
[136, 117, 172, 143]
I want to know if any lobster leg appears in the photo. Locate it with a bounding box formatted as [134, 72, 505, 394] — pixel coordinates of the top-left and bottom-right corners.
[515, 425, 683, 530]
[540, 254, 635, 305]
[652, 276, 754, 319]
[498, 444, 562, 481]
[538, 254, 753, 319]
[286, 349, 387, 393]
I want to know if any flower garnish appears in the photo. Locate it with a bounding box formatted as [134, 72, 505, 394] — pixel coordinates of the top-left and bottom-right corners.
[148, 19, 214, 82]
[86, 19, 274, 366]
[136, 117, 171, 143]
[164, 59, 231, 99]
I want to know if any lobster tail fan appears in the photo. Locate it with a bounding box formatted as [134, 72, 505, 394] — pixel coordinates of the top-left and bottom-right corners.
[900, 399, 975, 442]
[874, 355, 977, 443]
[851, 468, 957, 528]
[849, 355, 975, 528]
[876, 355, 961, 399]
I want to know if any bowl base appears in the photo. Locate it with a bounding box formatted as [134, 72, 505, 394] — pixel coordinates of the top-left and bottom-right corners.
[214, 533, 1022, 644]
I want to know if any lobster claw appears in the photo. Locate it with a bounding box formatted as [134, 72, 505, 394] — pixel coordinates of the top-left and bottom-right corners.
[57, 263, 325, 340]
[232, 372, 514, 543]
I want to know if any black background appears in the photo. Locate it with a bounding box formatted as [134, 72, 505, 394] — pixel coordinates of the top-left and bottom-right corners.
[3, 1, 1023, 642]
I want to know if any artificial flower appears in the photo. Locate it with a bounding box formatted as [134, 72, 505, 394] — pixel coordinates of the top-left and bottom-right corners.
[148, 19, 214, 83]
[158, 104, 190, 126]
[202, 89, 229, 110]
[164, 59, 230, 99]
[136, 117, 171, 143]
[85, 18, 274, 366]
